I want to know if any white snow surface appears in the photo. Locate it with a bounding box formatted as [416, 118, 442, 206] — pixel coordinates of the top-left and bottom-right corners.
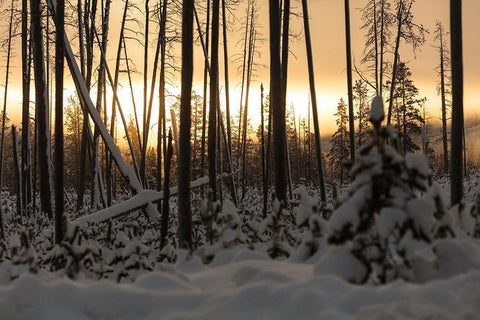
[1, 248, 480, 320]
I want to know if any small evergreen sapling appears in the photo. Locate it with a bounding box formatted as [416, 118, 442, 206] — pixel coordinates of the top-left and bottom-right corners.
[11, 232, 38, 280]
[291, 186, 326, 261]
[265, 199, 292, 259]
[327, 96, 439, 284]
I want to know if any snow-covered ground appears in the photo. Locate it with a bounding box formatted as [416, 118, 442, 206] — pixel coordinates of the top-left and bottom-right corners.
[1, 111, 480, 319]
[1, 248, 480, 320]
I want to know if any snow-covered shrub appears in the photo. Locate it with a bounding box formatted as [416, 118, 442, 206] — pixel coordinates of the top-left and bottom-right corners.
[123, 235, 152, 280]
[217, 200, 246, 248]
[11, 232, 38, 280]
[264, 199, 292, 259]
[200, 199, 221, 245]
[42, 218, 91, 279]
[106, 231, 129, 282]
[203, 200, 246, 262]
[290, 187, 326, 261]
[327, 96, 440, 284]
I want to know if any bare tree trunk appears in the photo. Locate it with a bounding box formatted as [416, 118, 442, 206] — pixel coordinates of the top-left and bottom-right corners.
[12, 127, 22, 219]
[77, 0, 97, 209]
[141, 0, 150, 186]
[241, 14, 254, 199]
[217, 111, 223, 200]
[373, 0, 379, 92]
[208, 0, 220, 201]
[237, 0, 252, 161]
[21, 0, 32, 217]
[77, 0, 86, 77]
[142, 5, 166, 188]
[107, 0, 129, 206]
[194, 3, 238, 205]
[123, 35, 143, 152]
[160, 129, 173, 249]
[54, 0, 65, 244]
[269, 0, 287, 203]
[281, 0, 293, 200]
[178, 0, 194, 249]
[307, 98, 311, 184]
[301, 0, 326, 202]
[91, 0, 111, 209]
[0, 0, 14, 237]
[157, 0, 168, 213]
[222, 0, 232, 164]
[90, 17, 141, 182]
[200, 0, 210, 185]
[260, 84, 267, 219]
[379, 0, 385, 97]
[439, 26, 449, 175]
[450, 0, 464, 206]
[32, 0, 53, 218]
[387, 2, 403, 125]
[264, 89, 273, 218]
[344, 0, 356, 165]
[170, 108, 179, 157]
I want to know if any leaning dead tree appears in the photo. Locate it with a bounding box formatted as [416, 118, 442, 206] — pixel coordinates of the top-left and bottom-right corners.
[301, 0, 326, 202]
[48, 0, 160, 220]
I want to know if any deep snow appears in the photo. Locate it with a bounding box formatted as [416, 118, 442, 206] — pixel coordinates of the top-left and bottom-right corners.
[1, 248, 479, 320]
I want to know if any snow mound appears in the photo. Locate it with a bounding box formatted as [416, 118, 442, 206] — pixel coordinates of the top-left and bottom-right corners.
[1, 258, 479, 320]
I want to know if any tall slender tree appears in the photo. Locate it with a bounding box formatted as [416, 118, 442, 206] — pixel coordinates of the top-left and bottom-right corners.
[200, 0, 211, 184]
[31, 0, 53, 218]
[344, 0, 356, 165]
[301, 0, 326, 202]
[21, 0, 32, 215]
[54, 0, 65, 244]
[0, 0, 14, 238]
[434, 21, 450, 175]
[450, 0, 464, 206]
[158, 0, 168, 214]
[222, 0, 233, 162]
[270, 0, 287, 202]
[208, 0, 220, 201]
[387, 0, 426, 124]
[178, 0, 194, 249]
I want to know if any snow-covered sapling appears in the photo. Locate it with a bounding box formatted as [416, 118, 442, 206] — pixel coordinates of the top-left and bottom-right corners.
[11, 232, 38, 280]
[327, 96, 438, 284]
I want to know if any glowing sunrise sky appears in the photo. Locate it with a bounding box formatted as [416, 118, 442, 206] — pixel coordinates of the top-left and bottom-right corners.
[1, 0, 480, 139]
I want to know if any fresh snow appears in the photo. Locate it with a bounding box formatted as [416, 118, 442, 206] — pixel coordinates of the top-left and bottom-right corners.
[1, 250, 479, 320]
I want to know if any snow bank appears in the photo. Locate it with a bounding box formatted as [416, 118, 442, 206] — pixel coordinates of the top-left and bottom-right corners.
[1, 251, 479, 320]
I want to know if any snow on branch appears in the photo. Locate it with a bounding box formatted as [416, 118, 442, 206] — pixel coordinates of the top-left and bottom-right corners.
[74, 175, 228, 226]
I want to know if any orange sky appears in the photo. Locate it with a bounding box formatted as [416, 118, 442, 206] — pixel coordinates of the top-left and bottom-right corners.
[1, 0, 480, 137]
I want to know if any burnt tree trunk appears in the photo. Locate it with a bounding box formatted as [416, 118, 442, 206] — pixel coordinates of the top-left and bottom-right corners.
[54, 0, 65, 244]
[178, 0, 194, 249]
[31, 0, 53, 218]
[301, 0, 326, 202]
[450, 0, 463, 205]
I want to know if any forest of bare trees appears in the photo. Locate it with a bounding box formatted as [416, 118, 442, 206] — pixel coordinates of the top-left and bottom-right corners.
[0, 0, 472, 255]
